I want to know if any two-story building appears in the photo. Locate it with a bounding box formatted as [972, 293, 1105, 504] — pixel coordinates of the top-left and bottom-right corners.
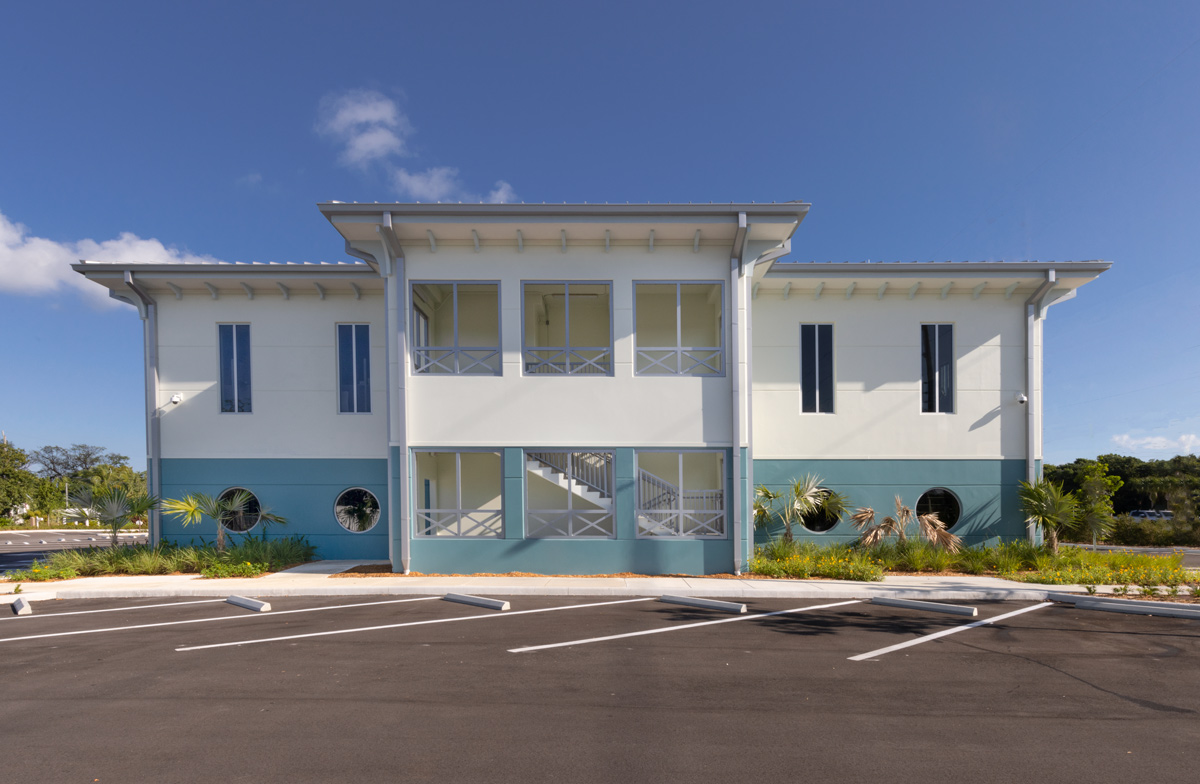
[74, 202, 1108, 574]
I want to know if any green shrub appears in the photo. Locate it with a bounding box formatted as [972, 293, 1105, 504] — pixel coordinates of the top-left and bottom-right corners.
[954, 547, 990, 575]
[201, 561, 269, 579]
[1, 536, 316, 581]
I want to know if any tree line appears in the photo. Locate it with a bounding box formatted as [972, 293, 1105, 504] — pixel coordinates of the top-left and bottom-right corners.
[0, 440, 146, 525]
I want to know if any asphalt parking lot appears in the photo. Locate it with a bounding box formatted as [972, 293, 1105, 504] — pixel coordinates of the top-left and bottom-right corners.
[0, 531, 149, 571]
[2, 594, 1197, 783]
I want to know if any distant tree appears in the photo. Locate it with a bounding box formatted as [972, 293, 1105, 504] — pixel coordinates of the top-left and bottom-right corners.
[28, 444, 129, 480]
[0, 441, 39, 517]
[77, 463, 147, 496]
[1074, 461, 1121, 542]
[27, 477, 67, 527]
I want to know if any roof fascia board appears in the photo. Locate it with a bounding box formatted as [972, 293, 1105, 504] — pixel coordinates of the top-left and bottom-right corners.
[319, 202, 810, 220]
[73, 262, 377, 278]
[766, 262, 1110, 279]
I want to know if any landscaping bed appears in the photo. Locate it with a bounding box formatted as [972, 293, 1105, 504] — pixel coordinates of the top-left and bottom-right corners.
[0, 536, 316, 582]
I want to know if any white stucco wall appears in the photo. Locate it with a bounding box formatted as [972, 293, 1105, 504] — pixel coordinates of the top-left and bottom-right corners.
[405, 246, 733, 448]
[750, 289, 1036, 460]
[156, 291, 387, 459]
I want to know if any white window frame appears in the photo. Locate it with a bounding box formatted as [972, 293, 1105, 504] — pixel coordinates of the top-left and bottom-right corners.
[336, 323, 372, 414]
[521, 281, 614, 376]
[524, 450, 615, 539]
[633, 281, 725, 377]
[410, 281, 502, 376]
[217, 323, 251, 414]
[920, 323, 955, 414]
[799, 323, 834, 414]
[412, 450, 504, 538]
[634, 450, 727, 539]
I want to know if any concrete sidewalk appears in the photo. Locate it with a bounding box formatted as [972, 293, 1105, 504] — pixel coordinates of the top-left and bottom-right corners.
[0, 559, 1093, 603]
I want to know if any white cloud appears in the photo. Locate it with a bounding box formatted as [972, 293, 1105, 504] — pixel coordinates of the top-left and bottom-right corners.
[317, 88, 518, 202]
[236, 172, 263, 187]
[316, 89, 412, 167]
[0, 209, 220, 307]
[393, 167, 463, 202]
[485, 181, 518, 204]
[1112, 433, 1200, 455]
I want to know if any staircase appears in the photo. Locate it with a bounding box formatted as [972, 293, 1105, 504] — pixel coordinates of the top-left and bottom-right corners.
[526, 452, 613, 508]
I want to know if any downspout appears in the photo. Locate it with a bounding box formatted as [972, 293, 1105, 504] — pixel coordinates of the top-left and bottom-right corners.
[374, 217, 411, 574]
[742, 241, 791, 557]
[121, 271, 161, 544]
[729, 213, 748, 575]
[1023, 269, 1055, 541]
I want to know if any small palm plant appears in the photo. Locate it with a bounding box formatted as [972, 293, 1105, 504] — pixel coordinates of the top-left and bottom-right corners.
[162, 490, 286, 552]
[850, 496, 962, 552]
[1017, 479, 1079, 554]
[65, 485, 157, 547]
[755, 475, 846, 541]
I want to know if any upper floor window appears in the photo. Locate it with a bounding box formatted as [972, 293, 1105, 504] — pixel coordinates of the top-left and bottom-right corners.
[800, 324, 834, 413]
[522, 282, 612, 375]
[634, 282, 724, 376]
[411, 282, 501, 375]
[218, 324, 251, 413]
[921, 324, 954, 413]
[337, 324, 371, 413]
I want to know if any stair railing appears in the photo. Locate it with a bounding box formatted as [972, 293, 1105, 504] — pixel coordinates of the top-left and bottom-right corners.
[527, 451, 613, 499]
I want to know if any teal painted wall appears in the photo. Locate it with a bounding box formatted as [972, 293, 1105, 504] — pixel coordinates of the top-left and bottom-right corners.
[159, 458, 390, 560]
[752, 459, 1027, 548]
[406, 446, 736, 575]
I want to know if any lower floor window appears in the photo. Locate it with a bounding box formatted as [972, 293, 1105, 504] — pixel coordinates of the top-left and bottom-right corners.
[335, 488, 381, 533]
[218, 487, 261, 533]
[525, 451, 615, 538]
[916, 488, 961, 529]
[413, 451, 503, 537]
[635, 451, 726, 537]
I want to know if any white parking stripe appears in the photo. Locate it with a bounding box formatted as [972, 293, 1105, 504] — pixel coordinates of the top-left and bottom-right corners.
[848, 602, 1054, 661]
[0, 596, 442, 644]
[509, 600, 861, 653]
[0, 599, 227, 621]
[175, 597, 657, 652]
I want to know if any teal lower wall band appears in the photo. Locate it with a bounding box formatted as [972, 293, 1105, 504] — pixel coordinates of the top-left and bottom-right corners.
[159, 458, 390, 561]
[160, 455, 1027, 571]
[410, 539, 733, 576]
[752, 458, 1026, 547]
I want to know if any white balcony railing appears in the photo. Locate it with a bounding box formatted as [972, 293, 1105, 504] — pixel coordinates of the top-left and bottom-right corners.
[523, 348, 612, 375]
[414, 509, 503, 537]
[635, 347, 723, 376]
[413, 347, 501, 375]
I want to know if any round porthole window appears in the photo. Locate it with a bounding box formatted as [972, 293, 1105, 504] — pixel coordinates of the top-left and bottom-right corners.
[218, 488, 261, 532]
[335, 488, 381, 533]
[917, 488, 961, 529]
[800, 487, 845, 533]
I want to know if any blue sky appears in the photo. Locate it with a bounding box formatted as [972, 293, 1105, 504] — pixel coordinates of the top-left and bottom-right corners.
[1, 0, 1198, 469]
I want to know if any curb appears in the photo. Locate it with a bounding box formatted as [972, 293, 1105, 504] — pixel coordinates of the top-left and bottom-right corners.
[4, 584, 1069, 602]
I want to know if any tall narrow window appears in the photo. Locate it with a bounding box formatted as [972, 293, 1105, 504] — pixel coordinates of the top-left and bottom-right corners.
[921, 324, 954, 413]
[634, 282, 723, 375]
[800, 323, 834, 413]
[411, 282, 501, 375]
[522, 282, 612, 375]
[218, 324, 251, 413]
[337, 324, 371, 413]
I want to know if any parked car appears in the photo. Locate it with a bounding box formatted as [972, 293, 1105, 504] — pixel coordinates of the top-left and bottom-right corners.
[1129, 510, 1174, 520]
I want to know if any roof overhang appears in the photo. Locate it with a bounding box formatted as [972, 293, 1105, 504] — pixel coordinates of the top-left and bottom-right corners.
[73, 261, 382, 302]
[319, 202, 810, 259]
[756, 260, 1111, 301]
